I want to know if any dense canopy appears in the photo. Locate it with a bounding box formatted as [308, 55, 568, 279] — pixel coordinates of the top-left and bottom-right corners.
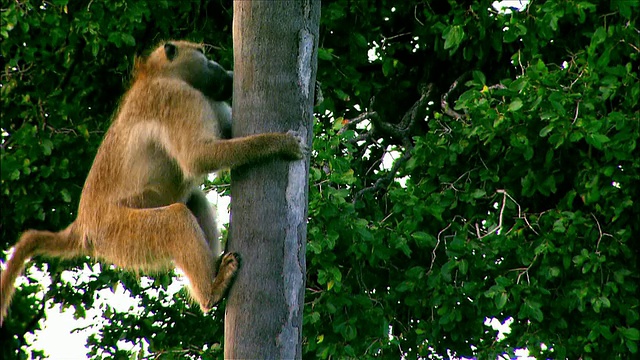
[1, 0, 638, 359]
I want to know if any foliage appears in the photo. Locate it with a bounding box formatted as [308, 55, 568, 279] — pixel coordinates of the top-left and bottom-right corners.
[1, 0, 638, 359]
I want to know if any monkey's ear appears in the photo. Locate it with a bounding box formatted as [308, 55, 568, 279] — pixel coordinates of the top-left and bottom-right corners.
[133, 56, 146, 77]
[164, 43, 178, 61]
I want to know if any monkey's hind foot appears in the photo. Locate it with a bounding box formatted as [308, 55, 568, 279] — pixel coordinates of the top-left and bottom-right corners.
[204, 252, 241, 312]
[219, 252, 241, 281]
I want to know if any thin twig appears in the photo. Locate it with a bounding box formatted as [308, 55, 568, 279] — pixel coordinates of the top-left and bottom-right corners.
[522, 215, 540, 236]
[591, 213, 603, 255]
[382, 32, 411, 42]
[355, 144, 412, 200]
[487, 84, 507, 91]
[339, 111, 378, 134]
[517, 50, 525, 75]
[428, 223, 451, 275]
[414, 5, 425, 26]
[475, 189, 533, 238]
[569, 68, 585, 89]
[513, 253, 538, 285]
[441, 73, 467, 120]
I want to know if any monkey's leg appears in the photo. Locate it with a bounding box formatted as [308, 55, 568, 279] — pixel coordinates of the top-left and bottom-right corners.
[186, 189, 221, 256]
[98, 204, 238, 312]
[1, 226, 82, 325]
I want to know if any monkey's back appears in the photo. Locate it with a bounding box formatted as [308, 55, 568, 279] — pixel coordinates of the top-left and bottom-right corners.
[75, 78, 214, 229]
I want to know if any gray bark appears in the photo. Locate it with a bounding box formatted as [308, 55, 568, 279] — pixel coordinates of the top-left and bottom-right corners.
[224, 1, 320, 359]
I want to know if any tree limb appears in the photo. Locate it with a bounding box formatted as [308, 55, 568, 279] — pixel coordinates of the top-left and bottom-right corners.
[441, 73, 467, 120]
[352, 85, 433, 202]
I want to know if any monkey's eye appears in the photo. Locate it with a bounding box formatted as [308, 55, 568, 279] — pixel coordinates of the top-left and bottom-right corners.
[164, 43, 178, 61]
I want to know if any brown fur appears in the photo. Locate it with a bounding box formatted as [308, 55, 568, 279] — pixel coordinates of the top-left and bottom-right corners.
[0, 40, 305, 325]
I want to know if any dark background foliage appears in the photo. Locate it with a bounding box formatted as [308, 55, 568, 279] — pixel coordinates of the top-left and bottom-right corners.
[1, 0, 638, 359]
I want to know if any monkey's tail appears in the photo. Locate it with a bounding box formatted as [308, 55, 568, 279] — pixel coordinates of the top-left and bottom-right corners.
[0, 225, 80, 327]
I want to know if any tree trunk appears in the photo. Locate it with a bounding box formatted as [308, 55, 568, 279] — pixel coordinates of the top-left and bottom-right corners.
[224, 1, 320, 359]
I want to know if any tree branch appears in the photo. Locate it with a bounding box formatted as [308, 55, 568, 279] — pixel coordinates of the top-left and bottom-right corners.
[348, 85, 434, 202]
[441, 73, 467, 120]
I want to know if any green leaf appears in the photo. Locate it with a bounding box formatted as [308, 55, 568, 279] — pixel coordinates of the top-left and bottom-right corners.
[41, 139, 54, 155]
[553, 219, 566, 233]
[329, 266, 342, 283]
[597, 46, 612, 68]
[317, 48, 333, 61]
[458, 259, 468, 275]
[613, 269, 632, 284]
[334, 89, 349, 101]
[523, 299, 544, 322]
[586, 133, 610, 149]
[508, 98, 523, 112]
[495, 292, 508, 309]
[614, 0, 633, 19]
[60, 188, 72, 203]
[412, 232, 436, 247]
[503, 27, 518, 43]
[539, 125, 554, 137]
[443, 25, 465, 51]
[569, 131, 584, 142]
[620, 327, 640, 341]
[548, 267, 560, 277]
[121, 33, 136, 46]
[351, 33, 367, 48]
[382, 58, 395, 77]
[495, 276, 513, 288]
[469, 188, 485, 198]
[591, 26, 607, 47]
[472, 71, 486, 86]
[91, 41, 100, 57]
[509, 78, 528, 92]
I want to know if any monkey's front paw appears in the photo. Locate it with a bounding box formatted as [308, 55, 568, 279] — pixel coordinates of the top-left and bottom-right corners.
[284, 130, 309, 160]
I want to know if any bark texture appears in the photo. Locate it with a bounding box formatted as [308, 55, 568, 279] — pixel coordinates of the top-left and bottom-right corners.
[224, 1, 320, 359]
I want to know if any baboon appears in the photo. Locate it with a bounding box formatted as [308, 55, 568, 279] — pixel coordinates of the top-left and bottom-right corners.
[0, 40, 306, 325]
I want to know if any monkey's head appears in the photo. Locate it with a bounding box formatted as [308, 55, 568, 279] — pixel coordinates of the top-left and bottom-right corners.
[137, 40, 233, 101]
